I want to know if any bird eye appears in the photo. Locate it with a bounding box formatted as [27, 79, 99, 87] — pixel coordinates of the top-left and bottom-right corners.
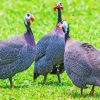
[60, 3, 62, 5]
[27, 13, 30, 17]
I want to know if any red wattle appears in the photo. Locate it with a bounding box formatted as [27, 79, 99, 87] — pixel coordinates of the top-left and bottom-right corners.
[54, 7, 57, 11]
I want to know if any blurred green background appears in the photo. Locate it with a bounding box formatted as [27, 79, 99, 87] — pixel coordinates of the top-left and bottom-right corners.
[0, 0, 100, 99]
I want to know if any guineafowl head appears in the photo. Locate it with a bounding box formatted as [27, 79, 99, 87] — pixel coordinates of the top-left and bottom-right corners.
[61, 21, 70, 42]
[62, 21, 69, 33]
[54, 1, 64, 11]
[24, 13, 34, 27]
[57, 21, 69, 32]
[54, 1, 64, 23]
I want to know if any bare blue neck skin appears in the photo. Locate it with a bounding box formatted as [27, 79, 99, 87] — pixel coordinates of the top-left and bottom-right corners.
[57, 8, 62, 23]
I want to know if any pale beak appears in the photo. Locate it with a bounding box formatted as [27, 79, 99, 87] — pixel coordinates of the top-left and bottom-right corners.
[30, 16, 34, 22]
[27, 16, 34, 23]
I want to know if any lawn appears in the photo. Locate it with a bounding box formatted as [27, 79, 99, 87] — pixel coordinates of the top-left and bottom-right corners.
[0, 0, 100, 99]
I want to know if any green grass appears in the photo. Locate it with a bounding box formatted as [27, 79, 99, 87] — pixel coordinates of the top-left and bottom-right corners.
[0, 0, 100, 99]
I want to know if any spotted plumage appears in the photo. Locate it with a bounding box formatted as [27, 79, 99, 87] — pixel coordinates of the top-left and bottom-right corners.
[0, 13, 36, 88]
[63, 20, 100, 96]
[34, 2, 65, 84]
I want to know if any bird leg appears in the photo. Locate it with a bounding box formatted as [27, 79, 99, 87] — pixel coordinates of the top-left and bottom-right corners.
[89, 85, 95, 96]
[33, 76, 36, 82]
[80, 88, 83, 97]
[42, 74, 47, 85]
[33, 73, 39, 82]
[9, 77, 14, 89]
[57, 68, 61, 83]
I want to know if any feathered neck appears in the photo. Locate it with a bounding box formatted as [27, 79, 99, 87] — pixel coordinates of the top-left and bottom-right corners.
[24, 24, 36, 47]
[53, 8, 63, 35]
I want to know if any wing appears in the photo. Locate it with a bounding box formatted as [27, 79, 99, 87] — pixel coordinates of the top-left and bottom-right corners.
[87, 47, 100, 77]
[34, 56, 53, 75]
[81, 43, 100, 67]
[0, 40, 24, 66]
[64, 44, 92, 77]
[35, 35, 51, 61]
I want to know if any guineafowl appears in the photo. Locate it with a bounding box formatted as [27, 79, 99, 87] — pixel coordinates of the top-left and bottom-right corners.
[63, 21, 100, 96]
[0, 13, 36, 88]
[34, 2, 65, 84]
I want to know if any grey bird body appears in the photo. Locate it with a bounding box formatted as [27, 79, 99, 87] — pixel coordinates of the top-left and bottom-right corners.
[64, 38, 100, 95]
[60, 20, 100, 96]
[0, 35, 35, 79]
[34, 35, 51, 61]
[34, 27, 65, 80]
[34, 2, 65, 83]
[0, 13, 35, 87]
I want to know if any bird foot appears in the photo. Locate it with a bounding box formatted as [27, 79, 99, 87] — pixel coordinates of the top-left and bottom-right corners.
[10, 85, 14, 89]
[33, 79, 36, 83]
[80, 94, 83, 97]
[84, 86, 88, 89]
[42, 81, 46, 85]
[89, 90, 95, 96]
[58, 80, 61, 83]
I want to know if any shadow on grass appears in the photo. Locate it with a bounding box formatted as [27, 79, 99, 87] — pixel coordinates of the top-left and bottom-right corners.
[35, 81, 68, 86]
[0, 84, 29, 89]
[68, 90, 100, 98]
[93, 93, 100, 98]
